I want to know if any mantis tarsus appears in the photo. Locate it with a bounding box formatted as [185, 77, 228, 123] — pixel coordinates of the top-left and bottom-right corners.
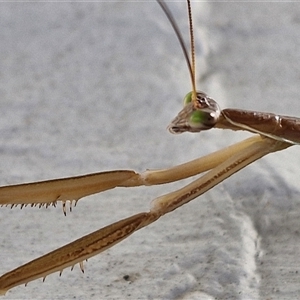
[0, 0, 300, 298]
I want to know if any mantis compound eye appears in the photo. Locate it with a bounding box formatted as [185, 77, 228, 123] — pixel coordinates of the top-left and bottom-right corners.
[189, 109, 217, 128]
[183, 91, 193, 106]
[169, 91, 221, 133]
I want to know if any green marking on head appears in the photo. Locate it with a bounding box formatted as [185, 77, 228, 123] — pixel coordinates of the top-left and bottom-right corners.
[183, 91, 193, 106]
[189, 111, 206, 125]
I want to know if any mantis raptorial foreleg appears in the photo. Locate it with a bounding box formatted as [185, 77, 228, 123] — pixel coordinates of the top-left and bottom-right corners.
[0, 135, 288, 211]
[0, 135, 291, 294]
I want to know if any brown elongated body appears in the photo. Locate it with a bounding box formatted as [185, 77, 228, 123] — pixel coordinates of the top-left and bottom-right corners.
[218, 109, 300, 145]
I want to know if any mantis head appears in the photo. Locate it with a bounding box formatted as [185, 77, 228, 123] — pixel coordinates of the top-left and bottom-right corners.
[168, 91, 221, 134]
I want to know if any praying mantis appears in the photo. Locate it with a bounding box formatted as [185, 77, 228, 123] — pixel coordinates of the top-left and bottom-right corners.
[0, 1, 300, 298]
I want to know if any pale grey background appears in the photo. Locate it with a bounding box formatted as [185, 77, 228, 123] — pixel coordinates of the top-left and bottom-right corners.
[1, 1, 300, 299]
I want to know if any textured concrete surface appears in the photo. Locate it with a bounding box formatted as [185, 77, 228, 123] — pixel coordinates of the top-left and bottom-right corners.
[1, 2, 300, 299]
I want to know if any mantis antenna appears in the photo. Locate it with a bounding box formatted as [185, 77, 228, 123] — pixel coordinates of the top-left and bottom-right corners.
[186, 0, 197, 101]
[156, 0, 197, 100]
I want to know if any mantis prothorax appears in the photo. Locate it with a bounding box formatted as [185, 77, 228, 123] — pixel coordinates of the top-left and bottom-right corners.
[0, 0, 299, 296]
